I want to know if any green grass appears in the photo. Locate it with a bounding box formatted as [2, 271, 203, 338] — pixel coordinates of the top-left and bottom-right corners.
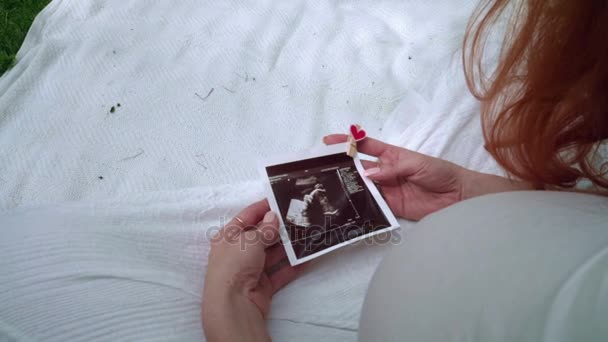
[1, 0, 51, 75]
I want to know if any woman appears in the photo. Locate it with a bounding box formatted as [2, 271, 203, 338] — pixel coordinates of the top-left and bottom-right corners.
[202, 0, 608, 340]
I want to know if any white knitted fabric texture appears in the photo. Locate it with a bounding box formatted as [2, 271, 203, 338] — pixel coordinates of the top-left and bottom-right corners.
[0, 0, 503, 341]
[0, 0, 492, 210]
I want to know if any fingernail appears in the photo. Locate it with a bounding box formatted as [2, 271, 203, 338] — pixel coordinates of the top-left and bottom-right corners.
[322, 136, 329, 145]
[263, 211, 276, 223]
[364, 167, 381, 177]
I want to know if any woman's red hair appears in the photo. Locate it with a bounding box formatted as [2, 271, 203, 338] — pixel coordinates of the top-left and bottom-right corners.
[464, 0, 608, 190]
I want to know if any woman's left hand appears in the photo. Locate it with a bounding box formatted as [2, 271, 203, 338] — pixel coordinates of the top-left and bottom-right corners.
[202, 199, 304, 342]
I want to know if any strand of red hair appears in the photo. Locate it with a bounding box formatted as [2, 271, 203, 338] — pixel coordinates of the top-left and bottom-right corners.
[464, 0, 608, 191]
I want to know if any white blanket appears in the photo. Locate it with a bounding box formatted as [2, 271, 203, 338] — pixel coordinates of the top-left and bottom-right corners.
[0, 0, 501, 340]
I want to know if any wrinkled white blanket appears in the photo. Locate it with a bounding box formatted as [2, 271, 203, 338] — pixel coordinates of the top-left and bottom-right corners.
[0, 0, 502, 340]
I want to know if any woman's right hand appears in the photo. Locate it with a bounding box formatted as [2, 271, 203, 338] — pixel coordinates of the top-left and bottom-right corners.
[323, 134, 533, 221]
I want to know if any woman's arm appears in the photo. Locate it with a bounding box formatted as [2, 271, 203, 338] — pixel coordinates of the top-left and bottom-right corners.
[324, 134, 536, 220]
[202, 289, 270, 342]
[461, 169, 535, 200]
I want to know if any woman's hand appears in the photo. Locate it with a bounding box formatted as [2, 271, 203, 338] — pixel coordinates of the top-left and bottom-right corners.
[324, 134, 533, 221]
[202, 200, 304, 342]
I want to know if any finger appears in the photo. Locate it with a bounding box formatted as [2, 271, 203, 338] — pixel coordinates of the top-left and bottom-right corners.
[322, 134, 348, 145]
[237, 211, 280, 251]
[360, 160, 385, 184]
[269, 262, 308, 294]
[265, 244, 308, 293]
[265, 244, 287, 271]
[256, 211, 281, 248]
[227, 199, 270, 229]
[360, 159, 379, 170]
[213, 199, 270, 243]
[239, 229, 268, 247]
[364, 153, 433, 182]
[322, 134, 391, 157]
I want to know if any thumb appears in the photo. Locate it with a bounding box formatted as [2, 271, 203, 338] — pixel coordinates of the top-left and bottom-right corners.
[363, 152, 431, 182]
[257, 211, 281, 247]
[363, 165, 397, 182]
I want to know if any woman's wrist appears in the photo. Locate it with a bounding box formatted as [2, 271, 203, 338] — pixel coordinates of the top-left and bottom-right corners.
[202, 287, 270, 342]
[460, 168, 535, 200]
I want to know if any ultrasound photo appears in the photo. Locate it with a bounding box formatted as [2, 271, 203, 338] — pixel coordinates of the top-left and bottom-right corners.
[261, 144, 399, 265]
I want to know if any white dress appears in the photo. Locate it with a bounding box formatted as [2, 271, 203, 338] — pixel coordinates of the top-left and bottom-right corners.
[359, 191, 608, 342]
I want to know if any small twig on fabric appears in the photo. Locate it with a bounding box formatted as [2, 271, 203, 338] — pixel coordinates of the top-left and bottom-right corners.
[222, 86, 236, 94]
[119, 149, 145, 162]
[195, 88, 215, 101]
